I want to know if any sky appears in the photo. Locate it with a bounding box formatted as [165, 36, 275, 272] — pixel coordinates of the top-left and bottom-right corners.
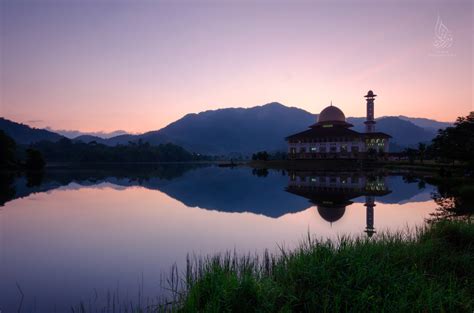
[0, 0, 472, 134]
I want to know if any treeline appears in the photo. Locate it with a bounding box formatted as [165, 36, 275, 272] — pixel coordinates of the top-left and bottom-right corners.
[429, 114, 474, 167]
[1, 131, 211, 167]
[28, 138, 209, 163]
[400, 113, 473, 169]
[252, 151, 287, 161]
[0, 130, 45, 170]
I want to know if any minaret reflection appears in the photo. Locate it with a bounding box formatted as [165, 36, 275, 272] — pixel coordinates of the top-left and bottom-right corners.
[286, 171, 391, 236]
[364, 196, 376, 237]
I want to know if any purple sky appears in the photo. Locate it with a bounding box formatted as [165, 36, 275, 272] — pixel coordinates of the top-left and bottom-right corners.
[1, 0, 472, 133]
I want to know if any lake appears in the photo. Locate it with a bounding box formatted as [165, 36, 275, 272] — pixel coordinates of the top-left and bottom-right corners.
[0, 164, 441, 312]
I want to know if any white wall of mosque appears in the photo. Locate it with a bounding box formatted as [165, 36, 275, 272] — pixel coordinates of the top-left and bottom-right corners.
[288, 138, 388, 155]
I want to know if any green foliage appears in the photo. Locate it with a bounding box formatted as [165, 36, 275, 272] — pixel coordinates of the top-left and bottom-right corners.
[27, 138, 207, 163]
[25, 148, 45, 170]
[0, 130, 17, 167]
[177, 221, 474, 313]
[430, 114, 474, 167]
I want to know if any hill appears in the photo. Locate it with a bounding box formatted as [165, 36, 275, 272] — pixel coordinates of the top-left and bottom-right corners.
[48, 128, 129, 139]
[0, 117, 64, 144]
[89, 103, 440, 154]
[396, 115, 452, 132]
[2, 103, 450, 155]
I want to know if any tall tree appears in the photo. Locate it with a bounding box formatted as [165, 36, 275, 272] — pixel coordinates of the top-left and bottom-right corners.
[418, 143, 426, 164]
[430, 114, 474, 167]
[0, 130, 17, 167]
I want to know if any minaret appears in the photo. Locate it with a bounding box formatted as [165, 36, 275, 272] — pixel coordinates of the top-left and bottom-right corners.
[364, 90, 377, 133]
[364, 195, 376, 237]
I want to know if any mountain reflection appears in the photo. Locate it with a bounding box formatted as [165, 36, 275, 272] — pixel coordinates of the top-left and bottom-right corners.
[1, 165, 436, 225]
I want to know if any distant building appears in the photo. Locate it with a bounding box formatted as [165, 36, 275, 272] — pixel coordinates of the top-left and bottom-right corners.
[286, 90, 391, 159]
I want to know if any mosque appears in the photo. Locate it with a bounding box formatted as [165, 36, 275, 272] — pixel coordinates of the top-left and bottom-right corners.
[286, 90, 391, 159]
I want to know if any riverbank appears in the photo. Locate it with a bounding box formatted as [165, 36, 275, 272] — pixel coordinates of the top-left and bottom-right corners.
[168, 220, 473, 312]
[249, 159, 469, 174]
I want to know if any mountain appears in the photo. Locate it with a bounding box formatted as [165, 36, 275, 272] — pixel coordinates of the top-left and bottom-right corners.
[72, 135, 109, 145]
[74, 102, 315, 154]
[2, 103, 450, 155]
[86, 103, 442, 154]
[46, 128, 129, 139]
[350, 116, 438, 147]
[396, 116, 452, 132]
[78, 133, 137, 146]
[137, 102, 315, 155]
[0, 117, 64, 144]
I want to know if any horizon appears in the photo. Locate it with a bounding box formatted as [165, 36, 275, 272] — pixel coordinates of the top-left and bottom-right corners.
[2, 101, 456, 137]
[1, 0, 473, 133]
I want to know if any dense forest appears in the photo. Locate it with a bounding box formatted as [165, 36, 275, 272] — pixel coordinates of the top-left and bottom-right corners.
[1, 131, 209, 167]
[29, 138, 208, 163]
[428, 114, 474, 167]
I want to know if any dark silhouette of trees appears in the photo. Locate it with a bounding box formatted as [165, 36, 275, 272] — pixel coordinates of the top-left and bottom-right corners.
[0, 130, 17, 168]
[28, 140, 207, 163]
[252, 168, 269, 177]
[403, 148, 417, 164]
[428, 178, 474, 222]
[417, 143, 426, 163]
[430, 114, 474, 167]
[25, 148, 45, 170]
[252, 151, 269, 161]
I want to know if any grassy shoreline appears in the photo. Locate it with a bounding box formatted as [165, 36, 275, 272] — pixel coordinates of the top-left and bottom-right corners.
[166, 220, 473, 312]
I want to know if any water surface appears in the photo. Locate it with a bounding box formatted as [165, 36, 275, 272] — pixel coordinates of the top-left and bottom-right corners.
[0, 165, 439, 312]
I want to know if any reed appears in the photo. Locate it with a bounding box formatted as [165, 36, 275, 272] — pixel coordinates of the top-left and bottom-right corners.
[174, 220, 474, 312]
[70, 220, 473, 312]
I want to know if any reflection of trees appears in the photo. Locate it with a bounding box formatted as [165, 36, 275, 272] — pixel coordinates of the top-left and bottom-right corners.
[252, 168, 269, 177]
[417, 180, 426, 190]
[402, 175, 427, 190]
[402, 175, 418, 184]
[428, 180, 474, 222]
[0, 173, 16, 206]
[26, 171, 44, 187]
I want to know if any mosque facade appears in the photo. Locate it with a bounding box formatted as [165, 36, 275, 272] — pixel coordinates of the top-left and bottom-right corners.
[286, 90, 391, 159]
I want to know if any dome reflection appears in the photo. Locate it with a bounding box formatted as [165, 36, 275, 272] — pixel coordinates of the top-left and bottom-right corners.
[286, 171, 391, 236]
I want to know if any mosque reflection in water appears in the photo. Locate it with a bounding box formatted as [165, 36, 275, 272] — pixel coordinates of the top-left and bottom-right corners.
[286, 171, 391, 237]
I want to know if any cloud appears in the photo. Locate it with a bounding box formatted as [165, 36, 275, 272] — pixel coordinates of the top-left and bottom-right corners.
[26, 119, 44, 124]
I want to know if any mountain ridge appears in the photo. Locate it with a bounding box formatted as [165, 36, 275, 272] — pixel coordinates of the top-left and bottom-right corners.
[0, 117, 65, 144]
[1, 103, 453, 154]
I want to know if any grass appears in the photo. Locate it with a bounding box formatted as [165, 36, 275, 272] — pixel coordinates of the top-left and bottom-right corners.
[69, 221, 473, 312]
[170, 220, 474, 313]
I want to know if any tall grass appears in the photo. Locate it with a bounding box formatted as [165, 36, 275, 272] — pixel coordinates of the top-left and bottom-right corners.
[71, 220, 473, 312]
[173, 220, 474, 312]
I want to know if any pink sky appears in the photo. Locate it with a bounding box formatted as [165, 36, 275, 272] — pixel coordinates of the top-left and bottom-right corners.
[0, 0, 472, 133]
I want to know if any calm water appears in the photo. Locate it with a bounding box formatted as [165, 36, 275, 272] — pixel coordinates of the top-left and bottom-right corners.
[1, 165, 440, 312]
